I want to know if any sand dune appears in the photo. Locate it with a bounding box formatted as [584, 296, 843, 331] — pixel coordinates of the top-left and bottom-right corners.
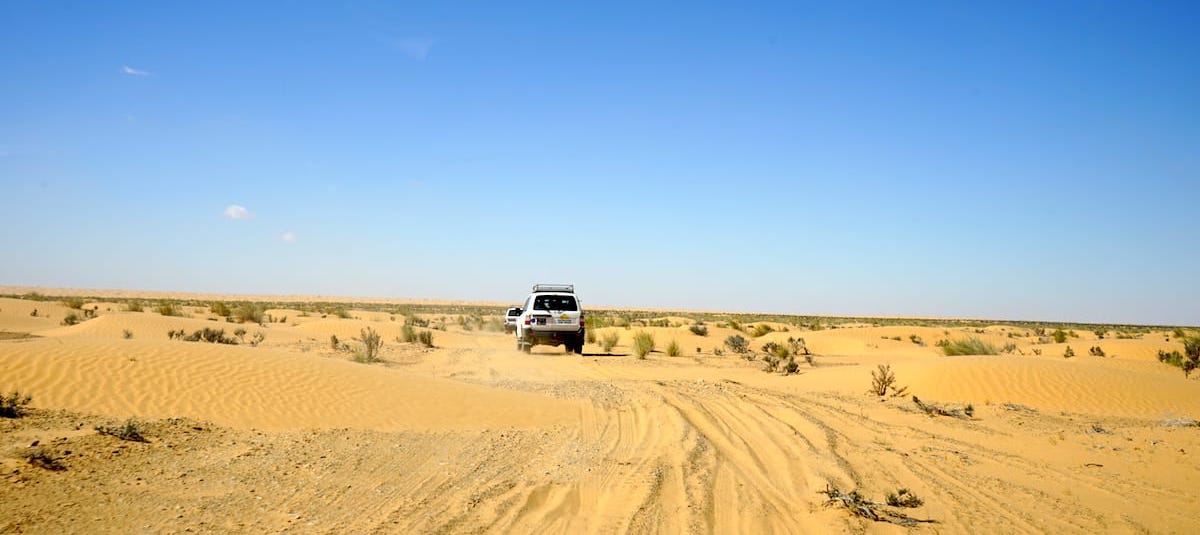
[2, 294, 1198, 533]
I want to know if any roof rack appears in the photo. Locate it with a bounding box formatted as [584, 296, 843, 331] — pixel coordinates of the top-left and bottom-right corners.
[531, 283, 574, 293]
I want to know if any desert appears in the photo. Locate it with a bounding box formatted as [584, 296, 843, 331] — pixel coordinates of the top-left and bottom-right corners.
[2, 287, 1198, 533]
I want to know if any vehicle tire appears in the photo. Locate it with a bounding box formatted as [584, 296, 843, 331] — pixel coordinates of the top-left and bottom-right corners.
[573, 337, 584, 354]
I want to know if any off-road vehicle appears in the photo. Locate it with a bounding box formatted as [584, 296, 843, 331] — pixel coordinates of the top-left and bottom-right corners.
[503, 307, 521, 334]
[515, 284, 585, 354]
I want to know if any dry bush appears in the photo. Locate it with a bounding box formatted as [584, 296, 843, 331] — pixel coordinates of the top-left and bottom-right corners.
[750, 324, 775, 337]
[886, 488, 925, 508]
[96, 418, 148, 442]
[940, 337, 998, 356]
[912, 396, 974, 419]
[724, 334, 749, 354]
[62, 296, 85, 309]
[401, 325, 417, 343]
[819, 484, 933, 527]
[1, 390, 33, 418]
[61, 312, 81, 326]
[1063, 345, 1075, 358]
[666, 339, 681, 357]
[24, 447, 65, 471]
[417, 330, 434, 348]
[234, 302, 264, 324]
[689, 323, 708, 336]
[601, 332, 619, 353]
[633, 331, 655, 359]
[126, 300, 144, 312]
[355, 327, 383, 363]
[122, 329, 133, 339]
[155, 301, 181, 317]
[209, 302, 232, 317]
[869, 365, 908, 397]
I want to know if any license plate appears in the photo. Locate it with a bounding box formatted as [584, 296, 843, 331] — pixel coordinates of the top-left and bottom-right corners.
[557, 319, 574, 325]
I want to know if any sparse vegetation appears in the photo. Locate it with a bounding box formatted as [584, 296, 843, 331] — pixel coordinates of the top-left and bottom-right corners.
[169, 328, 238, 344]
[126, 301, 144, 312]
[249, 331, 265, 347]
[61, 312, 81, 326]
[95, 418, 148, 442]
[909, 334, 924, 346]
[401, 325, 417, 343]
[869, 365, 908, 397]
[24, 447, 65, 471]
[234, 302, 264, 324]
[330, 334, 341, 349]
[1051, 328, 1068, 344]
[1158, 336, 1200, 377]
[666, 339, 681, 357]
[417, 330, 434, 348]
[724, 334, 749, 354]
[1063, 346, 1075, 358]
[1, 390, 33, 418]
[1089, 346, 1105, 357]
[819, 484, 933, 527]
[601, 332, 619, 353]
[750, 324, 775, 337]
[586, 329, 597, 344]
[62, 296, 85, 309]
[155, 301, 181, 317]
[940, 337, 998, 356]
[886, 488, 925, 508]
[913, 396, 974, 419]
[689, 323, 709, 336]
[210, 302, 232, 317]
[354, 327, 383, 363]
[123, 329, 133, 339]
[632, 331, 655, 358]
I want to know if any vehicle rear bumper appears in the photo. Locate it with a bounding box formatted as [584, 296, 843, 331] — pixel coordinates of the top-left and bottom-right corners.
[523, 328, 584, 345]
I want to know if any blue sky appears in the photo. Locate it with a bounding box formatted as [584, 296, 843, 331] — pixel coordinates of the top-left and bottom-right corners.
[1, 1, 1197, 325]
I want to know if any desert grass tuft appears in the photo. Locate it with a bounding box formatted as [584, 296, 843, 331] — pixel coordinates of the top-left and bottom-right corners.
[940, 337, 998, 356]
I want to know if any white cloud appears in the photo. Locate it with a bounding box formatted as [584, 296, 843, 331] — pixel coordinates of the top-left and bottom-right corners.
[223, 205, 253, 220]
[121, 65, 151, 76]
[280, 232, 297, 243]
[395, 38, 434, 61]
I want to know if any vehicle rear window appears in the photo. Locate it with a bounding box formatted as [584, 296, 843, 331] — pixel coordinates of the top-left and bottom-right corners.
[506, 309, 521, 316]
[533, 295, 577, 311]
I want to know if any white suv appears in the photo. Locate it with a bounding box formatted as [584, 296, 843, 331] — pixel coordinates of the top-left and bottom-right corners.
[503, 307, 521, 334]
[516, 284, 585, 354]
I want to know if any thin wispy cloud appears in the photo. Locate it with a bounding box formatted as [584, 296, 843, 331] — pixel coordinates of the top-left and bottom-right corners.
[280, 232, 297, 243]
[121, 65, 152, 76]
[223, 205, 253, 220]
[394, 38, 435, 61]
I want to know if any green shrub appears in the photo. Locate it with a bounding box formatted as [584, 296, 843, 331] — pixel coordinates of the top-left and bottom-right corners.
[601, 332, 619, 353]
[724, 334, 749, 354]
[909, 334, 924, 346]
[234, 302, 264, 324]
[155, 301, 180, 317]
[417, 330, 434, 348]
[182, 328, 238, 344]
[940, 337, 998, 356]
[1051, 329, 1067, 344]
[632, 331, 655, 359]
[1160, 336, 1200, 377]
[1093, 329, 1106, 339]
[0, 390, 33, 418]
[62, 296, 85, 309]
[750, 324, 775, 337]
[354, 327, 383, 363]
[332, 308, 352, 319]
[1063, 346, 1075, 358]
[869, 364, 908, 397]
[666, 339, 681, 357]
[1089, 346, 1105, 357]
[248, 331, 265, 347]
[689, 323, 709, 336]
[210, 302, 232, 317]
[61, 312, 81, 326]
[401, 325, 417, 343]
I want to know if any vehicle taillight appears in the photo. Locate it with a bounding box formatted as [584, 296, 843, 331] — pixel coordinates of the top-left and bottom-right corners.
[578, 312, 585, 325]
[524, 316, 531, 325]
